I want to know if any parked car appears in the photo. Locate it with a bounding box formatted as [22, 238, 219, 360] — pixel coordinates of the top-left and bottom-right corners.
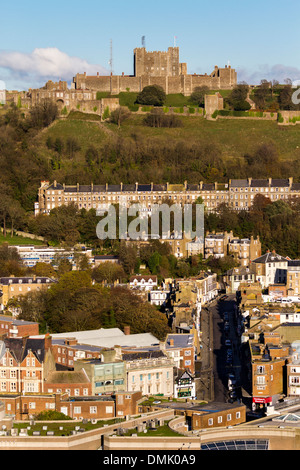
[225, 339, 232, 347]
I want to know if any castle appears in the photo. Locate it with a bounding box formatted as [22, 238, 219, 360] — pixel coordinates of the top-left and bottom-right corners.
[6, 46, 237, 113]
[73, 46, 237, 95]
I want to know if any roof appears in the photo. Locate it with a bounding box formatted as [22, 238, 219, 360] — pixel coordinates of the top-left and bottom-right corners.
[33, 328, 159, 348]
[122, 350, 166, 361]
[45, 370, 90, 384]
[0, 277, 54, 285]
[130, 275, 157, 282]
[0, 315, 38, 326]
[165, 334, 194, 349]
[252, 252, 288, 264]
[230, 179, 248, 188]
[250, 179, 269, 187]
[4, 337, 46, 363]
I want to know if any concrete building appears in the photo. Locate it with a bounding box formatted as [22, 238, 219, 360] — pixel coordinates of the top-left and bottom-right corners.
[74, 359, 126, 395]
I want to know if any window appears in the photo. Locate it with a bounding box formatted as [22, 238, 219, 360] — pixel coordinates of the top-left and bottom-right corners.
[105, 406, 113, 414]
[227, 414, 232, 421]
[236, 412, 241, 419]
[218, 416, 222, 424]
[208, 418, 213, 426]
[90, 406, 97, 414]
[74, 407, 81, 414]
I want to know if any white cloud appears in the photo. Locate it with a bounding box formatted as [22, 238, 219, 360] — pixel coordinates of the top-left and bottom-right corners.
[237, 64, 300, 85]
[0, 48, 109, 90]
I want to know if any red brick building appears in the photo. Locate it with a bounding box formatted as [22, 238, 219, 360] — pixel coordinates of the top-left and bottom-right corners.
[0, 336, 55, 394]
[0, 390, 142, 421]
[0, 315, 39, 338]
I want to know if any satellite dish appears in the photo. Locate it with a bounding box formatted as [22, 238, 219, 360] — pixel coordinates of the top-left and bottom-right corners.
[0, 342, 6, 362]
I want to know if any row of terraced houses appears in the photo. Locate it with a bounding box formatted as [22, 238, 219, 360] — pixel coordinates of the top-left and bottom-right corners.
[35, 177, 300, 215]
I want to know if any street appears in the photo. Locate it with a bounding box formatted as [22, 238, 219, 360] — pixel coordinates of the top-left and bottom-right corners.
[198, 293, 243, 404]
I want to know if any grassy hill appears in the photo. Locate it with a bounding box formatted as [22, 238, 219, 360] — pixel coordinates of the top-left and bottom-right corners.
[35, 111, 300, 172]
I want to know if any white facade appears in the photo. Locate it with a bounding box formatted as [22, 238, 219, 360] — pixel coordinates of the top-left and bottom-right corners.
[126, 359, 174, 396]
[11, 245, 93, 268]
[149, 290, 170, 306]
[129, 276, 157, 291]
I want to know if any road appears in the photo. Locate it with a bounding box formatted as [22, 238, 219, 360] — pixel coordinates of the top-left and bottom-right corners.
[198, 293, 243, 404]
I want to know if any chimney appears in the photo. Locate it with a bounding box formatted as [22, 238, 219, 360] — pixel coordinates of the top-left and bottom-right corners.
[44, 333, 52, 351]
[170, 339, 174, 346]
[124, 326, 130, 336]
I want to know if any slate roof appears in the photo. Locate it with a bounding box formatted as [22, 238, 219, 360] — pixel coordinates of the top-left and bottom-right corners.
[250, 179, 269, 187]
[165, 334, 194, 349]
[4, 337, 46, 363]
[0, 277, 54, 285]
[230, 179, 248, 188]
[288, 260, 300, 267]
[252, 252, 288, 264]
[137, 184, 152, 192]
[270, 179, 290, 187]
[122, 350, 166, 361]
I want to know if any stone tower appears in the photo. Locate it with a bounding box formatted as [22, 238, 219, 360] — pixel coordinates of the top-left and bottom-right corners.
[133, 47, 187, 77]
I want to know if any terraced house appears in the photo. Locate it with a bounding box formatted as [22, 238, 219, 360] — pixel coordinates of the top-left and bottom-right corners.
[35, 178, 300, 216]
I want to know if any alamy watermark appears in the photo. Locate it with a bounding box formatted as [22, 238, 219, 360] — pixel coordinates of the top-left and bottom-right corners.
[95, 203, 205, 241]
[292, 80, 300, 105]
[0, 80, 6, 105]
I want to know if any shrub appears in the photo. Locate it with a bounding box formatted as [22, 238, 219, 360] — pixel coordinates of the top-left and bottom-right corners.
[35, 410, 72, 421]
[136, 85, 166, 106]
[144, 108, 183, 128]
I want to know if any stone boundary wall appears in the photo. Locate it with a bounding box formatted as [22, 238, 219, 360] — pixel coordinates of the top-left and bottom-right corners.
[216, 112, 278, 121]
[0, 228, 45, 241]
[278, 110, 300, 125]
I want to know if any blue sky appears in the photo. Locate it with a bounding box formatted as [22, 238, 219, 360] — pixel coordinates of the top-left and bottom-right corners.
[1, 0, 300, 90]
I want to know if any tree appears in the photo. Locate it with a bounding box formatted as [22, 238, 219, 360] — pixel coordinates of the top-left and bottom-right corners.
[28, 100, 58, 129]
[136, 85, 166, 106]
[190, 86, 209, 107]
[92, 262, 126, 284]
[110, 107, 131, 128]
[144, 108, 183, 128]
[66, 137, 81, 159]
[227, 84, 250, 111]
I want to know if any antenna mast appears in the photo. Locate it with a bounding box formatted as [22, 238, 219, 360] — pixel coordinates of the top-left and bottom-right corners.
[142, 36, 146, 48]
[109, 39, 113, 75]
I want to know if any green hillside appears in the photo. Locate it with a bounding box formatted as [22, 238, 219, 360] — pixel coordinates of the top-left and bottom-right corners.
[33, 111, 300, 188]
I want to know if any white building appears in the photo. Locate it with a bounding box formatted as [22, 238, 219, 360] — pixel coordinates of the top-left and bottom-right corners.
[11, 245, 93, 269]
[123, 350, 174, 396]
[129, 275, 157, 291]
[251, 251, 288, 289]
